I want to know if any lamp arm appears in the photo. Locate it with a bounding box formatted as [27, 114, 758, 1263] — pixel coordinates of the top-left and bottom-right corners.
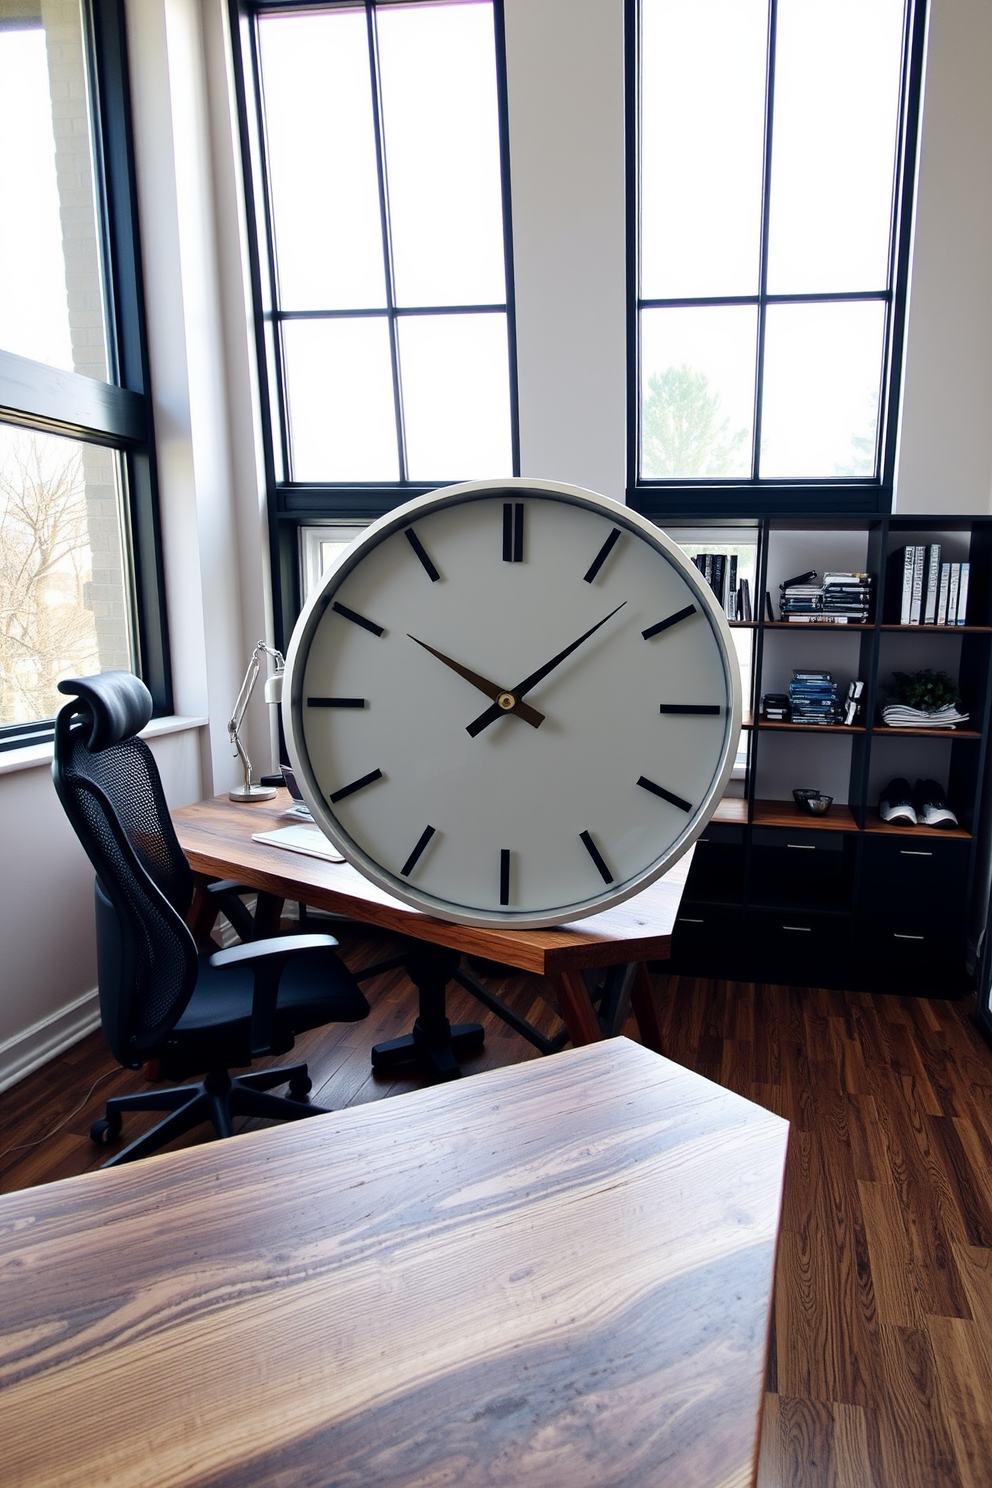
[228, 640, 286, 795]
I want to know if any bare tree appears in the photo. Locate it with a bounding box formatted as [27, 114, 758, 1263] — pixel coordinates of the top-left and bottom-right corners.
[0, 432, 99, 724]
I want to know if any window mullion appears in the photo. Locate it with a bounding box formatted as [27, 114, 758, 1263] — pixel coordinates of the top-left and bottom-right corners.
[752, 0, 778, 484]
[366, 1, 407, 484]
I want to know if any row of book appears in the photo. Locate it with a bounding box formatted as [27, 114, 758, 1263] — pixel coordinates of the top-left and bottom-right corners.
[689, 555, 766, 622]
[778, 571, 873, 623]
[762, 675, 865, 726]
[886, 545, 970, 625]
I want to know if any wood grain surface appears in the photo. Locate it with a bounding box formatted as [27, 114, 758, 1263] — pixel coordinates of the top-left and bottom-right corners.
[172, 792, 689, 975]
[0, 1038, 787, 1488]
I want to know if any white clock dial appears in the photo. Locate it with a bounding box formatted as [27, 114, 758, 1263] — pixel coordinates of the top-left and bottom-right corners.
[283, 480, 741, 927]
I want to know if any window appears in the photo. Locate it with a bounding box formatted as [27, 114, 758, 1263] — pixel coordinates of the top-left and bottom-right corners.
[0, 0, 166, 747]
[630, 0, 926, 514]
[234, 0, 517, 644]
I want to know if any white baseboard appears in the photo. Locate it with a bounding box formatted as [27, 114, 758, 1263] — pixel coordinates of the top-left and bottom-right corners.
[0, 989, 101, 1096]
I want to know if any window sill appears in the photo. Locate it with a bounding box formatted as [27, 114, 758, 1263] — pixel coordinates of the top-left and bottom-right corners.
[0, 715, 208, 776]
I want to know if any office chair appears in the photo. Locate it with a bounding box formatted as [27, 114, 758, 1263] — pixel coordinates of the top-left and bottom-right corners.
[52, 672, 370, 1167]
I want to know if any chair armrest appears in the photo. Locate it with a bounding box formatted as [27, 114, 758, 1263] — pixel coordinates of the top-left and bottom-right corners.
[209, 934, 340, 1054]
[209, 933, 339, 969]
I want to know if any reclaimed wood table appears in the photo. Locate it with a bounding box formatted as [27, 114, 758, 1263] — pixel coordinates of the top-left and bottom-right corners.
[0, 1038, 788, 1488]
[173, 791, 691, 1074]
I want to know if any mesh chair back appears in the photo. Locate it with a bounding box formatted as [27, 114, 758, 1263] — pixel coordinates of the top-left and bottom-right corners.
[53, 675, 199, 1064]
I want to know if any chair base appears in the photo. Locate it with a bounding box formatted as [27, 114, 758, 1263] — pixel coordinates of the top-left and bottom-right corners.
[92, 1064, 325, 1168]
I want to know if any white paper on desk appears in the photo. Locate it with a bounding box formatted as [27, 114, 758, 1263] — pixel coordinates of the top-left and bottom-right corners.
[251, 825, 346, 864]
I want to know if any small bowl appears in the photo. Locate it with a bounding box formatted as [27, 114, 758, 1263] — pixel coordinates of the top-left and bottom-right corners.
[803, 794, 834, 815]
[793, 788, 820, 806]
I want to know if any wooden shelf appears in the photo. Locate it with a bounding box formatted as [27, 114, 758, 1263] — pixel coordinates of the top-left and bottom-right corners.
[757, 720, 866, 734]
[752, 799, 859, 832]
[711, 796, 749, 825]
[863, 808, 971, 840]
[879, 624, 991, 633]
[871, 725, 982, 739]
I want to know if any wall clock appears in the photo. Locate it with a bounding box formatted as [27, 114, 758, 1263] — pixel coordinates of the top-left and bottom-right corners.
[283, 479, 741, 928]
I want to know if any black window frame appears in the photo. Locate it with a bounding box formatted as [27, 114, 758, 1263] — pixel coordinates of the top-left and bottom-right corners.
[626, 0, 928, 520]
[0, 0, 170, 751]
[230, 0, 520, 652]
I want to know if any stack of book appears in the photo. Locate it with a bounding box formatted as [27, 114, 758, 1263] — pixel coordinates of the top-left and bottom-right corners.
[761, 692, 790, 721]
[778, 570, 873, 623]
[886, 544, 971, 625]
[788, 670, 840, 725]
[691, 553, 738, 617]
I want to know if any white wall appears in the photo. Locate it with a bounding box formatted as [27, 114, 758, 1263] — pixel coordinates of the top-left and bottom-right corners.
[1, 0, 991, 1088]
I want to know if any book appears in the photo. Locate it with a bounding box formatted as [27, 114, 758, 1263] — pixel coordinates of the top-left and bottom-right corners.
[923, 543, 941, 624]
[910, 544, 926, 624]
[711, 554, 726, 606]
[957, 561, 970, 624]
[787, 615, 848, 623]
[885, 546, 916, 623]
[740, 578, 752, 622]
[937, 562, 951, 625]
[948, 562, 960, 624]
[727, 555, 738, 616]
[764, 591, 774, 622]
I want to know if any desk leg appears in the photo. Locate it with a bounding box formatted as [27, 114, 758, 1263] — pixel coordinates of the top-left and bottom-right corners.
[548, 971, 604, 1047]
[630, 962, 664, 1055]
[371, 945, 484, 1082]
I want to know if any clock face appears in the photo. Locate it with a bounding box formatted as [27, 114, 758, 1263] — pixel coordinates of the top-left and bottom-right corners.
[283, 480, 741, 927]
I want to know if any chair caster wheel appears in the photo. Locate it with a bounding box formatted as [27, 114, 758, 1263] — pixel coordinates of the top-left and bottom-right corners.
[90, 1114, 122, 1145]
[288, 1075, 312, 1102]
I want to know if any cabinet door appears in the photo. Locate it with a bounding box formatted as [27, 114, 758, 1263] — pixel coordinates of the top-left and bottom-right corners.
[750, 827, 857, 911]
[670, 903, 743, 977]
[746, 908, 852, 986]
[682, 825, 745, 905]
[856, 917, 968, 997]
[860, 835, 968, 915]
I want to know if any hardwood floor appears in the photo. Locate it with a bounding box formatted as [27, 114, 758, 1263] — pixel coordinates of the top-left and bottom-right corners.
[2, 934, 992, 1488]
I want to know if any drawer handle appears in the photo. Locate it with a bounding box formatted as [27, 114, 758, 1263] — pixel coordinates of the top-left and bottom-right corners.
[698, 837, 710, 844]
[679, 917, 705, 924]
[899, 850, 933, 857]
[782, 924, 812, 932]
[894, 933, 925, 941]
[786, 844, 816, 851]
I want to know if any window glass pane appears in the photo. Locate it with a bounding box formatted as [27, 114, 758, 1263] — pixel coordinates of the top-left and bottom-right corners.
[258, 10, 386, 311]
[759, 301, 885, 477]
[377, 1, 506, 308]
[640, 0, 767, 299]
[399, 313, 512, 480]
[640, 306, 756, 478]
[0, 424, 132, 724]
[767, 0, 904, 294]
[0, 3, 110, 380]
[283, 319, 398, 482]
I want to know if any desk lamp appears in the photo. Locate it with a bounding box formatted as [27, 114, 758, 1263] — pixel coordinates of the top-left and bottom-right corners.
[228, 639, 285, 802]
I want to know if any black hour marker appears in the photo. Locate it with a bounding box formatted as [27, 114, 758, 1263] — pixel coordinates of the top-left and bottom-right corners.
[307, 697, 366, 708]
[583, 527, 622, 583]
[329, 768, 383, 804]
[499, 848, 511, 905]
[637, 775, 692, 813]
[405, 526, 440, 582]
[659, 703, 721, 716]
[579, 830, 614, 884]
[502, 502, 524, 562]
[401, 824, 436, 877]
[642, 604, 697, 640]
[332, 601, 384, 637]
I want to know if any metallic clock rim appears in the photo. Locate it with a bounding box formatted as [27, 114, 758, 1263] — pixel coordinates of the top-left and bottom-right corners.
[281, 478, 743, 929]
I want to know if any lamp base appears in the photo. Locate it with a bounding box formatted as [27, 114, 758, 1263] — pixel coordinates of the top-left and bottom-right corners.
[229, 785, 277, 803]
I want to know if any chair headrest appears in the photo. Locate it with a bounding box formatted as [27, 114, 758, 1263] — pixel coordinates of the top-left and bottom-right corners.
[57, 672, 153, 752]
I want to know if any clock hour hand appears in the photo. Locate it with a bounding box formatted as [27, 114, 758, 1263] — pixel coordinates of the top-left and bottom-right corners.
[466, 602, 627, 738]
[408, 636, 545, 729]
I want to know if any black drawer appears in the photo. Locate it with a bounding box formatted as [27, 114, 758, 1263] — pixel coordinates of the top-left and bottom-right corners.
[860, 835, 968, 915]
[750, 827, 856, 912]
[856, 914, 968, 996]
[670, 903, 742, 977]
[684, 824, 745, 904]
[746, 908, 852, 985]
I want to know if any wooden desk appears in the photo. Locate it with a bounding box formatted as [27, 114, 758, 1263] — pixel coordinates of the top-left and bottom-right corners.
[0, 1039, 788, 1488]
[173, 792, 690, 1070]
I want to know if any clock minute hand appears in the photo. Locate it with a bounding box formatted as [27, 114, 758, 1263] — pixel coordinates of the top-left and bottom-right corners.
[465, 602, 627, 738]
[408, 636, 545, 729]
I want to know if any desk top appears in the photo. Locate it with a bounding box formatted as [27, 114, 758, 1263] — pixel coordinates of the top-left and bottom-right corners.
[0, 1039, 787, 1488]
[173, 792, 690, 975]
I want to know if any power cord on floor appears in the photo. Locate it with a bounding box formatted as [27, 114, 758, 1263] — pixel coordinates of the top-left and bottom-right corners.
[0, 1067, 118, 1164]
